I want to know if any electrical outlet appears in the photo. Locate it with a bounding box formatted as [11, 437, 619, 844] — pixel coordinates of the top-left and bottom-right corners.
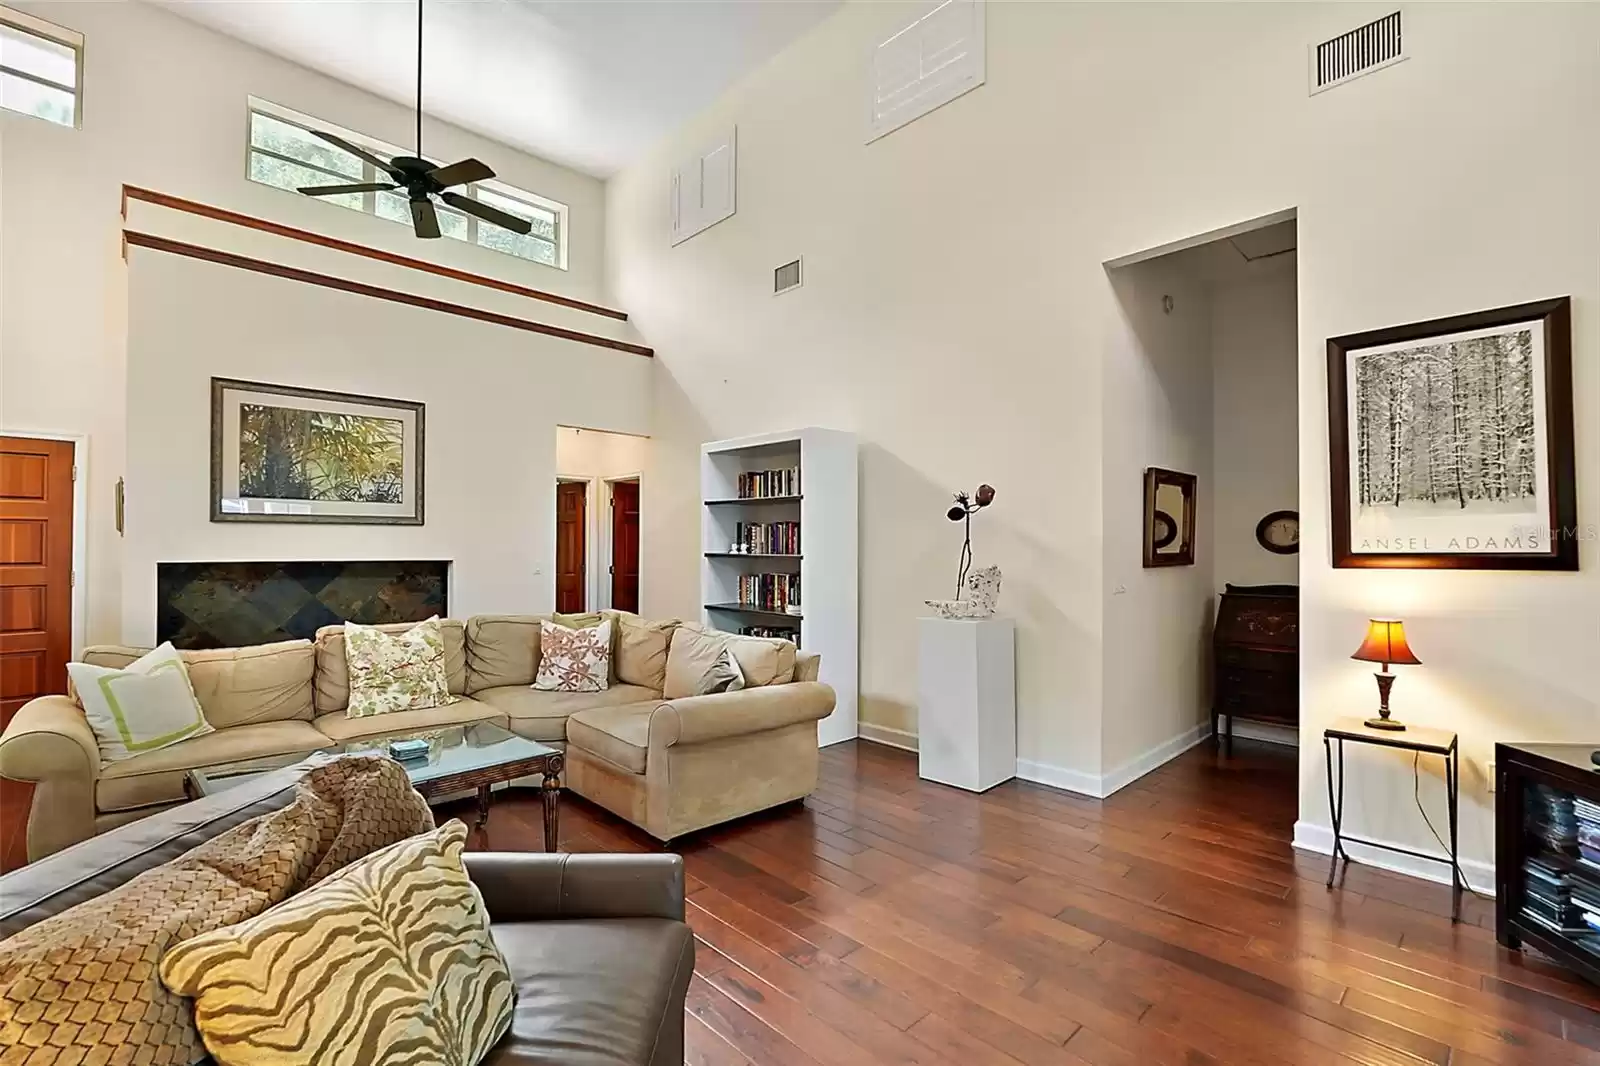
[1486, 760, 1496, 792]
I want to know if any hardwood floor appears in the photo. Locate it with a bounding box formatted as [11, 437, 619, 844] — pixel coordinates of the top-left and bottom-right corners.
[458, 739, 1600, 1066]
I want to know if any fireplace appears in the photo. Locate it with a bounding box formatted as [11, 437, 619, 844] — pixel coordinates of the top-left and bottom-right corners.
[157, 560, 450, 649]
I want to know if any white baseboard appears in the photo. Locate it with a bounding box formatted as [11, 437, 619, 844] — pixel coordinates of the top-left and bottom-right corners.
[1014, 758, 1103, 797]
[1099, 723, 1211, 796]
[857, 722, 919, 752]
[860, 723, 1211, 799]
[1293, 819, 1495, 896]
[1225, 720, 1299, 747]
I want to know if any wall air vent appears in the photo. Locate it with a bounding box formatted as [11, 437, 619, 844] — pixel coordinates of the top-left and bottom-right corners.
[774, 258, 803, 295]
[1310, 10, 1405, 95]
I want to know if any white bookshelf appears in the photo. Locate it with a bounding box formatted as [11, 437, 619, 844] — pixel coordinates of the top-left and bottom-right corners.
[701, 429, 858, 747]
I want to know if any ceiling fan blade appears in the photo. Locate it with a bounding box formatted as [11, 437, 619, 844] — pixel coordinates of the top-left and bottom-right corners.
[427, 158, 495, 188]
[440, 190, 532, 235]
[298, 182, 398, 196]
[306, 127, 399, 176]
[410, 198, 442, 239]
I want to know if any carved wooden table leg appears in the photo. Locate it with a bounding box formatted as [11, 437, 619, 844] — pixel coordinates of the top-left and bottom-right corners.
[541, 753, 563, 852]
[476, 784, 491, 828]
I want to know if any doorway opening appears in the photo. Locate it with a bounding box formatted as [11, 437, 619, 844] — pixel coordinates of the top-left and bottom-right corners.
[1102, 212, 1300, 794]
[554, 427, 646, 614]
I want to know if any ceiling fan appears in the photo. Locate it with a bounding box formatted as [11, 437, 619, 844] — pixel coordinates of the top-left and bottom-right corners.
[296, 0, 532, 240]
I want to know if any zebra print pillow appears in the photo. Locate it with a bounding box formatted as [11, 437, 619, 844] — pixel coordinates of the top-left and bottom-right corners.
[160, 820, 513, 1066]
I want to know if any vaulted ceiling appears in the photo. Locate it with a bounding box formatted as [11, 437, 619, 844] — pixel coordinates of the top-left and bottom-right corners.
[158, 0, 841, 177]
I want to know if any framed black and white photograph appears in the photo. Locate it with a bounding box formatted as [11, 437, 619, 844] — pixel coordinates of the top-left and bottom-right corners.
[1327, 298, 1575, 570]
[210, 378, 425, 524]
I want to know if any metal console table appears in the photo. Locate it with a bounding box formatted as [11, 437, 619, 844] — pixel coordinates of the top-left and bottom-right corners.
[1323, 716, 1462, 922]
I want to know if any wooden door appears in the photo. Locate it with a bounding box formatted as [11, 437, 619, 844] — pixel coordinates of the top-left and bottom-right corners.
[610, 479, 640, 613]
[555, 481, 587, 613]
[1, 436, 74, 871]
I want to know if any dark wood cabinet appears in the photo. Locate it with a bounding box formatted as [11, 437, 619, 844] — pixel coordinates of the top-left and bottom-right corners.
[1495, 742, 1600, 986]
[1212, 583, 1297, 746]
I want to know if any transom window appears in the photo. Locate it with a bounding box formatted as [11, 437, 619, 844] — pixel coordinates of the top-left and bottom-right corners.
[247, 99, 566, 269]
[0, 6, 82, 128]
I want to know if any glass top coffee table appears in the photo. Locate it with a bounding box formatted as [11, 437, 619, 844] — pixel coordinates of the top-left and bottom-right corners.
[184, 722, 563, 850]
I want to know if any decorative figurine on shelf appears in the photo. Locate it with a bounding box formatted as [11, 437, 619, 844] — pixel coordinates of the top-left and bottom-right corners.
[925, 484, 1000, 619]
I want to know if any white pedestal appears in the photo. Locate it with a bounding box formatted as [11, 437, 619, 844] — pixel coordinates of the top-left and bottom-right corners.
[917, 616, 1016, 792]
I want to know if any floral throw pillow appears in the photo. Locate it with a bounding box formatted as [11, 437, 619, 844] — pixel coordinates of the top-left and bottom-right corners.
[532, 619, 612, 693]
[345, 617, 453, 718]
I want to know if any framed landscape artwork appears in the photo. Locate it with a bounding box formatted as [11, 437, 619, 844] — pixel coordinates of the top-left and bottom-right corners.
[1327, 297, 1575, 570]
[210, 378, 425, 524]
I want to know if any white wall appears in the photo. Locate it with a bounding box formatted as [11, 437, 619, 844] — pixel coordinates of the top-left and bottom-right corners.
[555, 426, 650, 610]
[0, 0, 611, 646]
[606, 0, 1600, 870]
[1213, 265, 1300, 589]
[121, 250, 650, 645]
[1101, 257, 1214, 785]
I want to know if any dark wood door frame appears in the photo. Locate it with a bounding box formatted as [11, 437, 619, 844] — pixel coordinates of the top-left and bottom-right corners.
[1, 433, 78, 872]
[608, 477, 640, 614]
[555, 479, 589, 614]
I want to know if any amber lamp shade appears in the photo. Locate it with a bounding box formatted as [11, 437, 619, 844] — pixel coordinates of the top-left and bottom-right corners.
[1350, 619, 1420, 731]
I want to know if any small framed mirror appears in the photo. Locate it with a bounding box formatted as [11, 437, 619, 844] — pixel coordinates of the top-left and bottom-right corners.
[1143, 467, 1197, 567]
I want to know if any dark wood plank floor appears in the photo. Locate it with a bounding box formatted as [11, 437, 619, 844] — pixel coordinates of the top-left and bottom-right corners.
[457, 739, 1600, 1066]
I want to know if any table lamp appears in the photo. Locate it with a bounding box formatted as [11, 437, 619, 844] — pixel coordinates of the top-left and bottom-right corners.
[1351, 619, 1421, 731]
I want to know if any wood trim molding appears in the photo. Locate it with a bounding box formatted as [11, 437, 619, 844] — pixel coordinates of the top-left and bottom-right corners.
[123, 230, 654, 358]
[120, 184, 629, 322]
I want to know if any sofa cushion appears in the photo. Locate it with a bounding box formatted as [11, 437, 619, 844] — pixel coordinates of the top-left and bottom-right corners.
[76, 640, 316, 727]
[315, 619, 466, 712]
[345, 617, 454, 718]
[162, 821, 514, 1065]
[662, 625, 796, 700]
[465, 615, 548, 692]
[615, 616, 679, 691]
[472, 685, 660, 744]
[484, 917, 693, 1066]
[312, 696, 506, 743]
[97, 719, 329, 813]
[566, 703, 657, 775]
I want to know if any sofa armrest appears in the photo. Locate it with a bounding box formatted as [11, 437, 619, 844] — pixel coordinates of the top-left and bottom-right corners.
[0, 695, 102, 860]
[648, 681, 835, 748]
[0, 695, 99, 785]
[462, 852, 685, 921]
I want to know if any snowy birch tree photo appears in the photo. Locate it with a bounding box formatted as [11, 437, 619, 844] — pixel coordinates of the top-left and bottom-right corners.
[1332, 298, 1575, 568]
[1353, 327, 1538, 516]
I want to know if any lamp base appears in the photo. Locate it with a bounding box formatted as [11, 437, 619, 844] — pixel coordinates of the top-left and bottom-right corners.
[1365, 716, 1407, 732]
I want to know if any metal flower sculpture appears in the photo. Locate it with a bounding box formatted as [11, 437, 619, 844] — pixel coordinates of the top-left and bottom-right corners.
[945, 484, 996, 598]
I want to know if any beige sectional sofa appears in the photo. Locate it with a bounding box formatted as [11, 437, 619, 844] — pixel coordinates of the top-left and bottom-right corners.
[0, 614, 835, 861]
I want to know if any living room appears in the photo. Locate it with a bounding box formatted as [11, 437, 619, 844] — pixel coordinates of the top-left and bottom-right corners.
[2, 1, 1598, 1064]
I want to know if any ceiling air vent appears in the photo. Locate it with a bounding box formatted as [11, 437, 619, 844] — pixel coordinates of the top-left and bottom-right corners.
[1310, 10, 1405, 95]
[774, 258, 803, 295]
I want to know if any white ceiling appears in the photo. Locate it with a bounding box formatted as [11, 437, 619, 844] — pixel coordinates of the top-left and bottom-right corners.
[157, 0, 841, 177]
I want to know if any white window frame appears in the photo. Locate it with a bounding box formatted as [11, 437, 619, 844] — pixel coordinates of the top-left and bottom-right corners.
[0, 4, 84, 129]
[246, 97, 568, 270]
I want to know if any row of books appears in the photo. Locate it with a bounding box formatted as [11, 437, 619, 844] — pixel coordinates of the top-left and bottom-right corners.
[736, 467, 800, 499]
[1521, 786, 1600, 944]
[737, 573, 800, 613]
[735, 521, 800, 555]
[740, 626, 798, 644]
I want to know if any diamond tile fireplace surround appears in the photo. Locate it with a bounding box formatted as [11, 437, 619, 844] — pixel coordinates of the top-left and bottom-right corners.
[156, 560, 449, 649]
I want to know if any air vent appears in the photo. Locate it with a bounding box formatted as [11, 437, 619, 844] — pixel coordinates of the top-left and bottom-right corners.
[774, 258, 803, 295]
[1310, 11, 1405, 95]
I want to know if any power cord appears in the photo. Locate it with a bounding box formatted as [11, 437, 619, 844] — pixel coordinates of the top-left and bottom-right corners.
[1413, 751, 1488, 900]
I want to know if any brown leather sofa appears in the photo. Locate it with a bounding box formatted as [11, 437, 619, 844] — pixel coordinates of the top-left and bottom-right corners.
[0, 764, 692, 1066]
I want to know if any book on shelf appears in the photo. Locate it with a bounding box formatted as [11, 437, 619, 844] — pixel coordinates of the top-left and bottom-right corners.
[736, 573, 801, 612]
[736, 466, 800, 499]
[739, 625, 799, 646]
[733, 521, 800, 555]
